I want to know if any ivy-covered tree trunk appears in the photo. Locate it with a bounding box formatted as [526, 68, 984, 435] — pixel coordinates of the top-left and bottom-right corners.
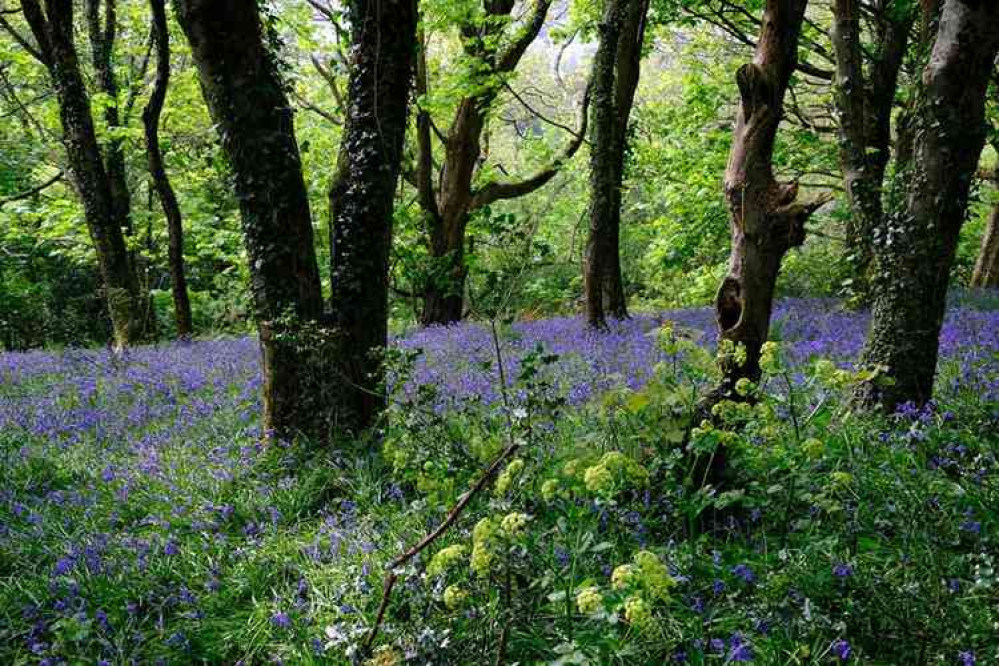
[858, 0, 999, 410]
[143, 0, 192, 338]
[584, 0, 647, 328]
[831, 0, 912, 300]
[175, 0, 332, 442]
[712, 0, 828, 394]
[971, 202, 999, 288]
[328, 0, 417, 428]
[20, 0, 147, 348]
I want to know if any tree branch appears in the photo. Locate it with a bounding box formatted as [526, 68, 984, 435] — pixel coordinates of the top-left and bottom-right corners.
[469, 80, 590, 210]
[496, 0, 552, 73]
[0, 169, 63, 208]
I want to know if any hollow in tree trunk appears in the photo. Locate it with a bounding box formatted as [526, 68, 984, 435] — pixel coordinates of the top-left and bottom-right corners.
[711, 0, 830, 397]
[857, 0, 999, 411]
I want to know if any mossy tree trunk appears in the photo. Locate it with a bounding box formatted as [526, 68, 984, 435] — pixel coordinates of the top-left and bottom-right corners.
[20, 0, 147, 348]
[175, 0, 332, 442]
[584, 0, 647, 329]
[143, 0, 193, 338]
[831, 0, 913, 300]
[712, 0, 829, 395]
[327, 0, 418, 429]
[858, 0, 999, 410]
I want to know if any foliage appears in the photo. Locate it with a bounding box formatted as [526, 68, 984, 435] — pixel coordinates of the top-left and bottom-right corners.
[1, 298, 997, 663]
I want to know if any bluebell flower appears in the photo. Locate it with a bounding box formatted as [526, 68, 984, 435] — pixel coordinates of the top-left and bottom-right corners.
[831, 639, 851, 661]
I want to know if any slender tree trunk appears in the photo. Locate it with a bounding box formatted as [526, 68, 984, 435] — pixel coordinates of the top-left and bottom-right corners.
[20, 0, 146, 348]
[175, 0, 332, 442]
[711, 0, 829, 394]
[143, 0, 192, 338]
[584, 0, 647, 328]
[858, 0, 999, 410]
[971, 202, 999, 288]
[328, 0, 417, 428]
[585, 0, 626, 329]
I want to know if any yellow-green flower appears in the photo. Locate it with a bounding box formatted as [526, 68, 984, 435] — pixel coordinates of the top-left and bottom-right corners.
[494, 458, 525, 496]
[500, 512, 529, 537]
[365, 646, 402, 666]
[802, 437, 825, 459]
[623, 595, 652, 629]
[541, 478, 560, 502]
[632, 550, 675, 598]
[443, 585, 468, 610]
[584, 464, 613, 494]
[575, 586, 603, 615]
[735, 377, 754, 396]
[611, 564, 637, 590]
[760, 341, 781, 374]
[427, 544, 466, 577]
[471, 517, 499, 577]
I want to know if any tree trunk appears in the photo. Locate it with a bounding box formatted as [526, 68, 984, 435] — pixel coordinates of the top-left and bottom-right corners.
[712, 0, 829, 394]
[143, 0, 193, 339]
[858, 0, 999, 410]
[328, 0, 417, 428]
[584, 0, 647, 328]
[175, 0, 333, 442]
[971, 202, 999, 288]
[584, 0, 626, 329]
[831, 0, 912, 300]
[20, 0, 146, 348]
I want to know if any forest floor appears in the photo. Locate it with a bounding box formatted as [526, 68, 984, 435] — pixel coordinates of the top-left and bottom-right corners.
[1, 297, 997, 664]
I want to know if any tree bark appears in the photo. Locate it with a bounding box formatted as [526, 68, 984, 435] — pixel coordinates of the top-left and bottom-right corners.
[328, 0, 417, 429]
[831, 0, 912, 299]
[712, 0, 829, 393]
[143, 0, 192, 338]
[20, 0, 147, 348]
[175, 0, 332, 442]
[971, 202, 999, 288]
[584, 0, 647, 328]
[858, 0, 999, 410]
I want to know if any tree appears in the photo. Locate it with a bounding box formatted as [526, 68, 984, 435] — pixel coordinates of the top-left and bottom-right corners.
[584, 0, 649, 328]
[175, 0, 416, 440]
[830, 0, 914, 299]
[327, 0, 418, 427]
[142, 0, 192, 338]
[12, 0, 150, 348]
[972, 199, 999, 288]
[858, 0, 999, 410]
[412, 0, 587, 326]
[711, 0, 830, 396]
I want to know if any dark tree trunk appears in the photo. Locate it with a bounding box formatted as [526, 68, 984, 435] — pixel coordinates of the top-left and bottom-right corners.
[584, 0, 625, 329]
[831, 0, 912, 299]
[175, 0, 332, 442]
[84, 0, 132, 238]
[712, 0, 829, 394]
[858, 0, 999, 411]
[328, 0, 417, 428]
[21, 0, 146, 348]
[971, 202, 999, 288]
[143, 0, 192, 339]
[584, 0, 647, 328]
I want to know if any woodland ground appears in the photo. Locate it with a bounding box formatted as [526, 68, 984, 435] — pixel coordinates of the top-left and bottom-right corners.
[0, 296, 997, 665]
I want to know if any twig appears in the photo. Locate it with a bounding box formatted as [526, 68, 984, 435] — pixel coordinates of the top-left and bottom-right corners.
[0, 170, 63, 208]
